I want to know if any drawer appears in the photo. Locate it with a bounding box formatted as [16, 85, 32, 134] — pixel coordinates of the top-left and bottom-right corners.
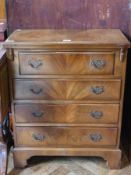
[15, 127, 118, 147]
[18, 52, 115, 75]
[14, 103, 119, 124]
[13, 79, 121, 101]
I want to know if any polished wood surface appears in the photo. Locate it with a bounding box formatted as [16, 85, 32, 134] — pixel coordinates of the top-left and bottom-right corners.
[15, 126, 117, 147]
[5, 0, 131, 167]
[14, 103, 119, 124]
[13, 79, 121, 101]
[0, 0, 6, 19]
[19, 52, 115, 75]
[5, 29, 130, 48]
[5, 29, 130, 169]
[0, 0, 6, 42]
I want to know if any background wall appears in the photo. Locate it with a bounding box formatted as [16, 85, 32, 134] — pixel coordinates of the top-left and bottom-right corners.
[7, 0, 131, 38]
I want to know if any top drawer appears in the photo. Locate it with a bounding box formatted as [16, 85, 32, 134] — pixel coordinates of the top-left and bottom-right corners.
[18, 52, 115, 75]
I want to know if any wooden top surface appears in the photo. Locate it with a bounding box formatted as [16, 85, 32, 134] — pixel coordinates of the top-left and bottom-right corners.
[4, 29, 130, 48]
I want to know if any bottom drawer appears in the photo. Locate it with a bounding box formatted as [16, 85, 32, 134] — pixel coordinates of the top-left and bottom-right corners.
[15, 127, 117, 147]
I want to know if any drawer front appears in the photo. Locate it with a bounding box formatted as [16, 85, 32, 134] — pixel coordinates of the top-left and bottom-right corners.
[15, 127, 117, 147]
[14, 104, 119, 124]
[13, 79, 121, 101]
[19, 52, 115, 75]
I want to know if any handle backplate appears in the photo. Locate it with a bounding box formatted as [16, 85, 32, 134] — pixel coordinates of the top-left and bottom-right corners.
[30, 85, 43, 95]
[90, 133, 102, 142]
[91, 86, 104, 95]
[32, 133, 45, 141]
[90, 111, 103, 119]
[91, 59, 106, 69]
[32, 111, 44, 118]
[28, 59, 43, 69]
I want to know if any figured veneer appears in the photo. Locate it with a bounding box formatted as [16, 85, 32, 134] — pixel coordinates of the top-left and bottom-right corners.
[14, 103, 119, 124]
[15, 126, 118, 147]
[13, 79, 121, 101]
[4, 29, 130, 169]
[18, 52, 115, 75]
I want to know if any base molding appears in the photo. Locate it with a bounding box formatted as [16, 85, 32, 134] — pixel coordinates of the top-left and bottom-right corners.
[13, 147, 121, 169]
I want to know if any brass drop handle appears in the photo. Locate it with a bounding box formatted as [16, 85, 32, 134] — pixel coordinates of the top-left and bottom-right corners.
[89, 133, 102, 142]
[90, 111, 103, 119]
[32, 133, 45, 141]
[28, 59, 43, 69]
[91, 59, 106, 69]
[91, 86, 104, 95]
[30, 85, 43, 95]
[32, 111, 44, 118]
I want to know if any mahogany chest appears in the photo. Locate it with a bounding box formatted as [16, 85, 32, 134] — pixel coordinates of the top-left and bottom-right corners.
[4, 29, 130, 169]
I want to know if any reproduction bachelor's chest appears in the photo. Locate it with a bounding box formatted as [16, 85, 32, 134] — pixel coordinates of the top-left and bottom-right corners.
[4, 29, 130, 169]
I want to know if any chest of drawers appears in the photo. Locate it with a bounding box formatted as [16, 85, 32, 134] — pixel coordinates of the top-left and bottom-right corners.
[4, 29, 130, 169]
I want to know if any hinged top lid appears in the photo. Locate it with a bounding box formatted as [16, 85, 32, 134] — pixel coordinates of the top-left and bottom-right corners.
[3, 29, 130, 49]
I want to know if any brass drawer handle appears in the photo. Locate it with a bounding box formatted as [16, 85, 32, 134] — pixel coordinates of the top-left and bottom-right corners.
[90, 111, 103, 119]
[32, 133, 45, 141]
[91, 86, 104, 95]
[28, 59, 43, 69]
[32, 111, 44, 118]
[91, 59, 106, 69]
[90, 133, 102, 142]
[30, 85, 43, 95]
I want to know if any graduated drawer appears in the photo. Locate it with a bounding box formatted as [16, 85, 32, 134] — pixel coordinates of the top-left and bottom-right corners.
[14, 103, 119, 124]
[18, 52, 115, 75]
[13, 79, 121, 101]
[15, 127, 118, 147]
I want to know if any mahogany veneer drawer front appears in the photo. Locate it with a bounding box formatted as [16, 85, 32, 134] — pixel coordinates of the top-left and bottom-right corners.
[15, 127, 118, 147]
[14, 103, 119, 124]
[13, 79, 121, 101]
[18, 52, 115, 75]
[4, 29, 130, 169]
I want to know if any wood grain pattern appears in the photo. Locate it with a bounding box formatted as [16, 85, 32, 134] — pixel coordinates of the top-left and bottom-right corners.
[5, 29, 130, 48]
[6, 0, 131, 37]
[14, 103, 119, 124]
[5, 29, 129, 169]
[15, 126, 118, 147]
[18, 52, 115, 75]
[13, 79, 121, 101]
[0, 0, 5, 19]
